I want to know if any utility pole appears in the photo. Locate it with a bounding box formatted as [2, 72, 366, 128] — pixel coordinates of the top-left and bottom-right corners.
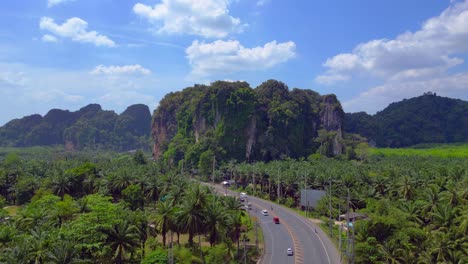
[252, 166, 255, 196]
[277, 168, 281, 200]
[212, 156, 215, 184]
[338, 203, 342, 261]
[345, 188, 355, 264]
[304, 171, 308, 217]
[329, 179, 333, 237]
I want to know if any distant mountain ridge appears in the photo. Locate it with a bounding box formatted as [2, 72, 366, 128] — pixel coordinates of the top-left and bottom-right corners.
[0, 104, 151, 151]
[1, 91, 466, 153]
[344, 92, 468, 147]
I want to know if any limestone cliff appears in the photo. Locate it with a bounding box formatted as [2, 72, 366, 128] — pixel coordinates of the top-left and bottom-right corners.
[151, 80, 345, 164]
[320, 94, 344, 155]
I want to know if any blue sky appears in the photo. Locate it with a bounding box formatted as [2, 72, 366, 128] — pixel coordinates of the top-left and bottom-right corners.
[1, 0, 468, 125]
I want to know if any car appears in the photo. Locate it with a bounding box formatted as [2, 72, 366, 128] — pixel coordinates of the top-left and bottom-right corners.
[273, 217, 280, 224]
[261, 209, 268, 216]
[287, 248, 293, 256]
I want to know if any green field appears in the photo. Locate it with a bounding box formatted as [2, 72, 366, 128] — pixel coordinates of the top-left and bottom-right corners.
[369, 143, 468, 158]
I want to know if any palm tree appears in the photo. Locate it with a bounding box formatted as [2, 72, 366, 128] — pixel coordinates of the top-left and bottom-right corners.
[176, 184, 207, 246]
[204, 196, 229, 246]
[46, 240, 80, 264]
[430, 203, 455, 231]
[100, 220, 140, 264]
[49, 172, 72, 200]
[154, 200, 175, 247]
[144, 176, 161, 203]
[422, 185, 440, 223]
[221, 196, 244, 213]
[397, 176, 415, 201]
[107, 169, 135, 198]
[429, 231, 455, 263]
[227, 212, 243, 258]
[26, 228, 51, 264]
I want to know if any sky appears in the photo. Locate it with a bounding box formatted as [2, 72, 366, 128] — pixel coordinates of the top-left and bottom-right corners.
[1, 0, 468, 125]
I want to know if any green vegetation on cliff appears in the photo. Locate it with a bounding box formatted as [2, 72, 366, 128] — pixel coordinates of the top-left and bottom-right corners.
[344, 93, 468, 147]
[152, 80, 345, 170]
[0, 104, 151, 151]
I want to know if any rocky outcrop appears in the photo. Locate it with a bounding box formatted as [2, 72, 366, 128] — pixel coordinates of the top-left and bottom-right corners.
[0, 103, 152, 151]
[151, 80, 345, 163]
[320, 94, 344, 155]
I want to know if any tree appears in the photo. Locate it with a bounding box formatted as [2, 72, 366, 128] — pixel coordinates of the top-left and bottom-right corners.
[204, 196, 229, 246]
[176, 184, 208, 246]
[154, 200, 175, 247]
[49, 172, 72, 200]
[122, 184, 144, 210]
[133, 150, 148, 165]
[100, 220, 140, 264]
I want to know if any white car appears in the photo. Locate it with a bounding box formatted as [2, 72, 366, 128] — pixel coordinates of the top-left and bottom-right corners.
[287, 248, 294, 256]
[261, 209, 268, 216]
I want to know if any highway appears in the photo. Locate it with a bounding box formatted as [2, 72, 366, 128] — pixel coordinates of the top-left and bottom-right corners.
[210, 183, 341, 264]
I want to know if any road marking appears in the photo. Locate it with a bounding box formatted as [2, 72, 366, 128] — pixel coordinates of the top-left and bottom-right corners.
[250, 200, 304, 264]
[275, 204, 334, 264]
[208, 184, 334, 264]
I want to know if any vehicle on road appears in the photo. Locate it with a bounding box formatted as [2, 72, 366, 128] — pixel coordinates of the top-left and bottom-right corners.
[240, 192, 247, 202]
[244, 203, 252, 210]
[261, 209, 268, 216]
[287, 248, 294, 256]
[273, 216, 280, 224]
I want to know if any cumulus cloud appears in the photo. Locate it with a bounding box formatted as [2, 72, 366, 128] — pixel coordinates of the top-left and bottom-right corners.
[256, 0, 270, 7]
[343, 72, 468, 113]
[316, 0, 468, 84]
[39, 17, 115, 47]
[47, 0, 75, 8]
[133, 0, 246, 38]
[41, 34, 58, 43]
[186, 39, 296, 78]
[90, 64, 151, 75]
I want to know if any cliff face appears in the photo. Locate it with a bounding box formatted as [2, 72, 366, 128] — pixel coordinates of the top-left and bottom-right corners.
[151, 80, 345, 164]
[0, 104, 152, 151]
[320, 94, 344, 155]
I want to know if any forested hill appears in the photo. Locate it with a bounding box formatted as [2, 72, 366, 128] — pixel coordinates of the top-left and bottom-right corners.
[0, 104, 151, 151]
[151, 80, 345, 166]
[344, 93, 468, 147]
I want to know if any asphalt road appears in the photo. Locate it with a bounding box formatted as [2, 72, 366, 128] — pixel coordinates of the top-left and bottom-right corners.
[210, 184, 341, 264]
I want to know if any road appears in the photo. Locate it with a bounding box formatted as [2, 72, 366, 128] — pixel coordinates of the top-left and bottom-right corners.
[210, 184, 341, 264]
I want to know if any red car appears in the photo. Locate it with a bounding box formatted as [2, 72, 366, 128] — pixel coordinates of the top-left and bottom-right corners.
[273, 217, 280, 224]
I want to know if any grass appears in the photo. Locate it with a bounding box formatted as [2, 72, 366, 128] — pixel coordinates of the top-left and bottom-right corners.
[369, 143, 468, 158]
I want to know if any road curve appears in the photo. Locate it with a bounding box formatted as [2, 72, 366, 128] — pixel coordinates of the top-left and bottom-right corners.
[208, 183, 341, 264]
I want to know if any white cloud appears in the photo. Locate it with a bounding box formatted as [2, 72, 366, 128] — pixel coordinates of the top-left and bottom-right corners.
[47, 0, 76, 8]
[316, 0, 468, 84]
[41, 34, 58, 43]
[186, 39, 296, 78]
[39, 17, 115, 47]
[133, 0, 246, 38]
[90, 64, 151, 75]
[343, 72, 468, 114]
[98, 91, 155, 108]
[256, 0, 270, 7]
[315, 74, 349, 85]
[0, 63, 162, 125]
